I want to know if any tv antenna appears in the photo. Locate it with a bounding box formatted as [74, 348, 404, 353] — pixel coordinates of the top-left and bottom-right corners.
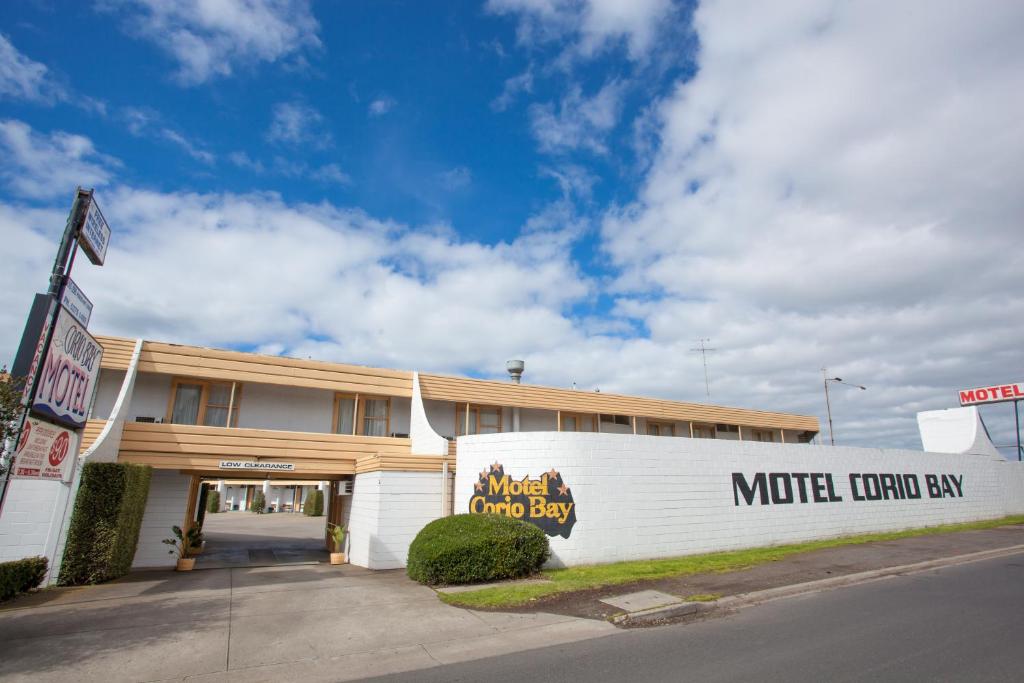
[690, 338, 717, 399]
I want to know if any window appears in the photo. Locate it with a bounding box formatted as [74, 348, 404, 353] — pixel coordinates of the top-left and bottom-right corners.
[168, 379, 241, 427]
[646, 421, 675, 437]
[456, 405, 502, 436]
[692, 423, 716, 439]
[334, 394, 391, 436]
[599, 414, 631, 426]
[751, 429, 775, 442]
[560, 413, 596, 432]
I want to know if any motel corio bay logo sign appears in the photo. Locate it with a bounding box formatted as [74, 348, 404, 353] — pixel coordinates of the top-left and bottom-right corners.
[469, 463, 577, 538]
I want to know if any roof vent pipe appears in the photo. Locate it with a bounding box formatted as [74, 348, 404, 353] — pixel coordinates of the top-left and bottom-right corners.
[506, 360, 525, 384]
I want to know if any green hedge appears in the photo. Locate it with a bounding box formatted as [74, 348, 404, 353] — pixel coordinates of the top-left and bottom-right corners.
[407, 514, 549, 586]
[206, 489, 221, 513]
[0, 557, 47, 602]
[303, 489, 323, 516]
[251, 490, 266, 514]
[59, 462, 152, 586]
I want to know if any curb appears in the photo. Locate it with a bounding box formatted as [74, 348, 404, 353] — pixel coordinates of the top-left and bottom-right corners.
[615, 543, 1024, 625]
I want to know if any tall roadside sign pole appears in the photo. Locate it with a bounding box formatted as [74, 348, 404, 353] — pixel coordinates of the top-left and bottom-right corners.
[0, 188, 109, 515]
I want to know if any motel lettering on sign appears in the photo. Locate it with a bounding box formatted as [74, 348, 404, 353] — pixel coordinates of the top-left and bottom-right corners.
[30, 305, 104, 430]
[958, 382, 1024, 406]
[732, 471, 964, 506]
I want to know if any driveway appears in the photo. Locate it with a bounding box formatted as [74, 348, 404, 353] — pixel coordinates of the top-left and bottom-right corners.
[0, 564, 614, 682]
[197, 512, 328, 569]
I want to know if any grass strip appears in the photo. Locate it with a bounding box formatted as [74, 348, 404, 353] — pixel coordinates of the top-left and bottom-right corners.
[439, 514, 1024, 609]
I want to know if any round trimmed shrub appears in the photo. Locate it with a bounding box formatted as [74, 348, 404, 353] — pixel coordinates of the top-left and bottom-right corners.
[250, 491, 266, 514]
[407, 514, 549, 586]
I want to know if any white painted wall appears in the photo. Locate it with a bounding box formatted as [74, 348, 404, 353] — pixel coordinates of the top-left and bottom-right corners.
[918, 406, 1002, 458]
[424, 399, 456, 438]
[455, 432, 1024, 568]
[410, 374, 448, 455]
[90, 369, 126, 420]
[127, 373, 173, 422]
[347, 471, 449, 569]
[520, 408, 557, 432]
[133, 470, 191, 568]
[0, 479, 73, 566]
[237, 384, 335, 433]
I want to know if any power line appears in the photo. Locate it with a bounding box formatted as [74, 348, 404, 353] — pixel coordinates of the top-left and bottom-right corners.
[689, 338, 717, 399]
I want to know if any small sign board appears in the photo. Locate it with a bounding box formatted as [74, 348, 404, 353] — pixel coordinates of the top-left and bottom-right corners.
[31, 305, 104, 430]
[11, 416, 79, 482]
[219, 461, 296, 472]
[958, 383, 1024, 406]
[77, 195, 110, 266]
[60, 278, 93, 328]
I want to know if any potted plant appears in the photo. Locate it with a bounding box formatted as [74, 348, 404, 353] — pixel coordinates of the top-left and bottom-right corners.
[163, 525, 203, 571]
[328, 523, 347, 565]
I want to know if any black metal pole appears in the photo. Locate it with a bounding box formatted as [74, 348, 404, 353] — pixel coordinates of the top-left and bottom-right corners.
[1015, 399, 1021, 462]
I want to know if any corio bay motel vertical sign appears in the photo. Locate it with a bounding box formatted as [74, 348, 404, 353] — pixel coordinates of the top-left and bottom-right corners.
[5, 189, 109, 485]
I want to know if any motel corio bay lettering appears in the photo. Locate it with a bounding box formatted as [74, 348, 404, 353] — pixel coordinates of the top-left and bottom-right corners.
[469, 463, 577, 538]
[31, 306, 103, 430]
[733, 471, 965, 506]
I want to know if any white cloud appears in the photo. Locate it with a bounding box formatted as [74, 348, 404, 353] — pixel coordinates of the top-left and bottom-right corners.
[540, 163, 598, 200]
[227, 151, 349, 185]
[0, 34, 61, 103]
[159, 129, 216, 164]
[368, 96, 396, 117]
[487, 0, 674, 60]
[597, 0, 1024, 452]
[491, 68, 534, 111]
[0, 34, 106, 113]
[307, 162, 350, 186]
[529, 79, 625, 154]
[0, 119, 117, 199]
[439, 166, 472, 191]
[0, 188, 591, 380]
[266, 101, 331, 147]
[100, 0, 321, 85]
[121, 106, 215, 163]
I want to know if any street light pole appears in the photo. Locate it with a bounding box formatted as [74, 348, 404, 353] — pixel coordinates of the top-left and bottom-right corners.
[823, 370, 835, 446]
[822, 368, 867, 446]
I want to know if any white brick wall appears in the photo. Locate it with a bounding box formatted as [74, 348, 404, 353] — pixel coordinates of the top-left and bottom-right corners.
[132, 470, 191, 568]
[0, 478, 74, 571]
[455, 432, 1024, 568]
[348, 471, 450, 569]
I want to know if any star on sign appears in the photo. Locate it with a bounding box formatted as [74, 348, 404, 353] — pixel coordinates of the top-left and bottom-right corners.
[479, 469, 488, 480]
[547, 468, 559, 479]
[490, 462, 502, 472]
[557, 483, 570, 496]
[474, 481, 484, 492]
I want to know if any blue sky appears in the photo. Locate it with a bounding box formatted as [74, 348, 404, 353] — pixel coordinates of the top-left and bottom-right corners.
[1, 1, 1022, 455]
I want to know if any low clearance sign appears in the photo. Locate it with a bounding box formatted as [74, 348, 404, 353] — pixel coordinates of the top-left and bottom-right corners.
[958, 382, 1024, 406]
[31, 305, 103, 430]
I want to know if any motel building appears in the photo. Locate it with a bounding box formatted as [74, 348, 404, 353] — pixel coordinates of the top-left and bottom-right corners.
[7, 335, 817, 573]
[6, 335, 1022, 581]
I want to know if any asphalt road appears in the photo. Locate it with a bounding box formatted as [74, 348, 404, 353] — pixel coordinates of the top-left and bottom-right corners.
[367, 552, 1024, 683]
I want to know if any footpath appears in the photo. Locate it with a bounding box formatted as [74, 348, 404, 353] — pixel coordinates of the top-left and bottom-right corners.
[0, 524, 1021, 682]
